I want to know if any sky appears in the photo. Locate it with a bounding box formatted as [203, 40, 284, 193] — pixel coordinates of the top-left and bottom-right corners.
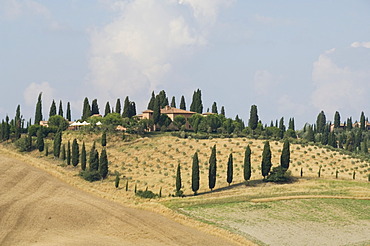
[0, 0, 370, 129]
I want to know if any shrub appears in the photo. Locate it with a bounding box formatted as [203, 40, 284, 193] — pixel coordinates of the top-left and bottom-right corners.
[266, 166, 293, 183]
[136, 189, 158, 199]
[80, 170, 101, 182]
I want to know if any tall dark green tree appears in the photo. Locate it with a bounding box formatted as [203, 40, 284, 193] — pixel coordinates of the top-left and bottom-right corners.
[179, 95, 186, 110]
[101, 131, 107, 147]
[82, 97, 91, 120]
[220, 106, 225, 116]
[360, 111, 366, 131]
[147, 92, 155, 110]
[248, 105, 258, 130]
[61, 144, 66, 160]
[67, 140, 71, 165]
[280, 139, 290, 169]
[347, 117, 353, 130]
[226, 153, 233, 186]
[122, 96, 130, 118]
[104, 101, 111, 117]
[170, 96, 176, 108]
[49, 100, 57, 118]
[36, 127, 44, 152]
[190, 89, 203, 113]
[316, 111, 326, 133]
[261, 141, 272, 179]
[35, 93, 43, 124]
[211, 102, 218, 114]
[334, 111, 341, 129]
[4, 116, 10, 141]
[14, 105, 21, 140]
[153, 96, 161, 125]
[191, 152, 199, 195]
[158, 90, 169, 108]
[305, 125, 315, 142]
[53, 131, 62, 158]
[72, 139, 79, 167]
[66, 102, 71, 121]
[208, 145, 217, 191]
[115, 98, 122, 114]
[244, 145, 252, 182]
[175, 164, 182, 196]
[58, 100, 63, 117]
[99, 148, 108, 179]
[81, 142, 87, 171]
[91, 99, 99, 115]
[279, 117, 285, 138]
[288, 118, 295, 131]
[89, 142, 99, 171]
[328, 132, 337, 148]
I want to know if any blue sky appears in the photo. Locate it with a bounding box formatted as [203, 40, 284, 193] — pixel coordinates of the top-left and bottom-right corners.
[1, 0, 369, 128]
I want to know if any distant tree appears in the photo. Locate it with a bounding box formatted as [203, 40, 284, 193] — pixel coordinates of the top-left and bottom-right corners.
[248, 105, 258, 130]
[82, 97, 91, 120]
[14, 105, 21, 140]
[158, 90, 169, 108]
[101, 131, 107, 147]
[36, 127, 44, 152]
[72, 139, 79, 167]
[347, 117, 353, 130]
[244, 145, 252, 182]
[45, 145, 49, 156]
[227, 153, 233, 186]
[288, 118, 295, 131]
[53, 131, 62, 158]
[316, 111, 326, 133]
[321, 128, 329, 145]
[305, 125, 315, 142]
[190, 89, 203, 113]
[360, 111, 366, 131]
[91, 99, 99, 115]
[115, 98, 122, 114]
[208, 145, 217, 191]
[180, 95, 186, 110]
[104, 101, 111, 117]
[147, 92, 155, 110]
[35, 93, 43, 124]
[66, 102, 71, 121]
[280, 139, 290, 170]
[153, 96, 161, 125]
[99, 148, 108, 179]
[115, 174, 120, 188]
[61, 144, 66, 160]
[48, 115, 69, 131]
[122, 96, 130, 118]
[81, 142, 87, 171]
[191, 152, 200, 195]
[261, 141, 272, 179]
[4, 116, 10, 141]
[175, 164, 182, 196]
[58, 100, 63, 117]
[211, 102, 218, 114]
[328, 132, 337, 148]
[67, 141, 71, 165]
[170, 96, 176, 108]
[334, 111, 340, 128]
[49, 100, 57, 118]
[89, 142, 99, 171]
[220, 106, 225, 116]
[345, 132, 355, 152]
[279, 117, 285, 138]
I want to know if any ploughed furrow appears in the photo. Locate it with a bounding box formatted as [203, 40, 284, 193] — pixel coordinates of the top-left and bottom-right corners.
[0, 154, 238, 246]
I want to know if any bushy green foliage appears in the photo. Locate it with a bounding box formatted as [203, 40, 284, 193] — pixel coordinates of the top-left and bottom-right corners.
[136, 189, 158, 199]
[80, 170, 101, 182]
[14, 135, 32, 152]
[266, 166, 292, 183]
[48, 115, 69, 131]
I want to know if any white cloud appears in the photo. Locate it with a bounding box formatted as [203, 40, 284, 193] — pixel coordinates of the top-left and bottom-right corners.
[351, 41, 370, 49]
[88, 0, 233, 106]
[253, 70, 279, 96]
[0, 0, 50, 20]
[311, 48, 370, 115]
[23, 82, 55, 115]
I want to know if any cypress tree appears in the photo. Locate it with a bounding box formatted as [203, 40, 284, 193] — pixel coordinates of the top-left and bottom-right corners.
[158, 90, 168, 108]
[66, 102, 71, 121]
[305, 125, 315, 142]
[212, 102, 218, 114]
[4, 116, 10, 141]
[126, 180, 128, 191]
[316, 111, 326, 133]
[191, 152, 200, 195]
[14, 105, 21, 140]
[82, 97, 91, 120]
[115, 98, 121, 114]
[153, 96, 160, 125]
[45, 145, 49, 156]
[175, 164, 182, 196]
[67, 140, 71, 165]
[35, 93, 43, 125]
[58, 100, 63, 117]
[190, 89, 203, 113]
[208, 145, 217, 191]
[104, 101, 111, 117]
[89, 142, 99, 171]
[347, 117, 353, 130]
[244, 145, 252, 182]
[179, 95, 186, 110]
[280, 139, 290, 170]
[81, 142, 86, 171]
[248, 105, 258, 130]
[148, 92, 155, 110]
[220, 106, 225, 116]
[227, 153, 233, 186]
[360, 112, 366, 130]
[102, 131, 107, 147]
[170, 96, 176, 108]
[334, 111, 340, 128]
[122, 96, 130, 118]
[26, 133, 32, 151]
[279, 117, 285, 138]
[61, 144, 66, 160]
[91, 99, 99, 115]
[288, 118, 295, 131]
[129, 101, 136, 117]
[72, 139, 79, 167]
[36, 127, 44, 152]
[328, 132, 337, 148]
[99, 148, 108, 179]
[53, 131, 62, 158]
[261, 141, 272, 179]
[115, 174, 120, 188]
[49, 100, 57, 118]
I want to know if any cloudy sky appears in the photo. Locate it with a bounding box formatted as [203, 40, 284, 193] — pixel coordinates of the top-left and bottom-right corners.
[1, 0, 369, 128]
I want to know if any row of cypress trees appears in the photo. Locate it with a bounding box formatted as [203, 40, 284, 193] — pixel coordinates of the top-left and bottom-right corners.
[176, 140, 290, 195]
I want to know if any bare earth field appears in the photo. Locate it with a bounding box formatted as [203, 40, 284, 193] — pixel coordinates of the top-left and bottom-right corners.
[0, 154, 240, 246]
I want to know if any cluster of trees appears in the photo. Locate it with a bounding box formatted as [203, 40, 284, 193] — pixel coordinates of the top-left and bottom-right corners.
[176, 140, 291, 196]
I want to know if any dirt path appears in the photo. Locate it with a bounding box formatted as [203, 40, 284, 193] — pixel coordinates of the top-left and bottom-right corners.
[0, 154, 238, 246]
